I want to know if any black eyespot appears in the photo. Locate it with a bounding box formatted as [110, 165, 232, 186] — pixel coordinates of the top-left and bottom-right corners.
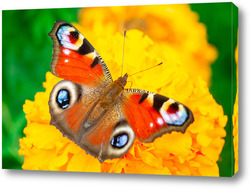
[110, 133, 129, 149]
[70, 31, 79, 39]
[56, 89, 70, 109]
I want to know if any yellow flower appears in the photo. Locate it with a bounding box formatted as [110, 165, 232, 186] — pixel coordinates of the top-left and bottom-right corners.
[233, 32, 238, 174]
[78, 5, 218, 83]
[19, 24, 227, 176]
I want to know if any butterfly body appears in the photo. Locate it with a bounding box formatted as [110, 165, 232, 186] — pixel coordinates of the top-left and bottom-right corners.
[78, 74, 128, 132]
[48, 21, 194, 162]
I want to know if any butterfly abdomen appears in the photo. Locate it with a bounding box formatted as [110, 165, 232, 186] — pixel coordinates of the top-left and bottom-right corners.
[82, 80, 125, 128]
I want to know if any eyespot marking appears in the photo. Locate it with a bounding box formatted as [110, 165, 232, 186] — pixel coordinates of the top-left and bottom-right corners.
[70, 31, 79, 40]
[56, 89, 70, 109]
[167, 102, 179, 113]
[110, 133, 129, 149]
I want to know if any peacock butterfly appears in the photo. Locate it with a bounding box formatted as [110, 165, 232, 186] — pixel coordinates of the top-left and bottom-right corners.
[48, 21, 194, 162]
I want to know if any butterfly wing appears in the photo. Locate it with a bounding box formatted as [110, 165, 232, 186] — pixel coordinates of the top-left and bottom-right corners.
[122, 89, 194, 142]
[48, 21, 113, 143]
[49, 21, 112, 85]
[48, 21, 135, 162]
[49, 80, 101, 142]
[78, 103, 135, 162]
[49, 80, 135, 162]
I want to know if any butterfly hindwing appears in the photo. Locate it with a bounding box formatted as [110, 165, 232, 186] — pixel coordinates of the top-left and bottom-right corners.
[122, 89, 194, 142]
[78, 103, 135, 162]
[49, 80, 135, 162]
[49, 21, 112, 86]
[49, 80, 104, 142]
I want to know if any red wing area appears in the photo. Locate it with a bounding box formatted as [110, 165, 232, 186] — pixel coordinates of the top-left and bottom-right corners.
[123, 93, 166, 142]
[49, 21, 112, 86]
[54, 46, 105, 85]
[122, 89, 194, 142]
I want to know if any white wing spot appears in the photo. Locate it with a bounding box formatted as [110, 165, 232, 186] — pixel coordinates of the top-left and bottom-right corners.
[63, 49, 70, 55]
[157, 117, 164, 126]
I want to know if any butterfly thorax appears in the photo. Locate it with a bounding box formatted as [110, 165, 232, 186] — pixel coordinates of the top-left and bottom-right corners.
[83, 74, 128, 129]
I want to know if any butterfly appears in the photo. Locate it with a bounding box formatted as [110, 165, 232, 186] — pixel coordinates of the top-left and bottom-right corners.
[48, 21, 194, 163]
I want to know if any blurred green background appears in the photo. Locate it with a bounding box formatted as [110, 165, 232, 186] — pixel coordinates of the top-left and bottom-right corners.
[2, 3, 238, 176]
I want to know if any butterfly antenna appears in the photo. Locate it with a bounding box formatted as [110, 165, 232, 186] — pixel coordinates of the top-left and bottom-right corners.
[121, 30, 126, 76]
[128, 62, 163, 77]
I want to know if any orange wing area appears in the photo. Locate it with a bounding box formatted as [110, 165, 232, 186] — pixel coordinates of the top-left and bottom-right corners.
[79, 103, 122, 146]
[123, 94, 165, 142]
[78, 104, 134, 162]
[81, 123, 113, 146]
[122, 91, 194, 143]
[54, 47, 104, 85]
[50, 91, 100, 143]
[64, 102, 86, 132]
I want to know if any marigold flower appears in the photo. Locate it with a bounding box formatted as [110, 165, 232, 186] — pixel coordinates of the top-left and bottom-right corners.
[78, 5, 218, 83]
[233, 33, 238, 174]
[19, 26, 227, 176]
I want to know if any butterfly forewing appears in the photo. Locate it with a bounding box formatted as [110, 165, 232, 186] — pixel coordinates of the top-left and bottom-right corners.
[49, 21, 112, 86]
[122, 89, 194, 142]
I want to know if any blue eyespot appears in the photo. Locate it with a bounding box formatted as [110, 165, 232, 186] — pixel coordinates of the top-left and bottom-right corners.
[56, 89, 70, 109]
[111, 133, 129, 149]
